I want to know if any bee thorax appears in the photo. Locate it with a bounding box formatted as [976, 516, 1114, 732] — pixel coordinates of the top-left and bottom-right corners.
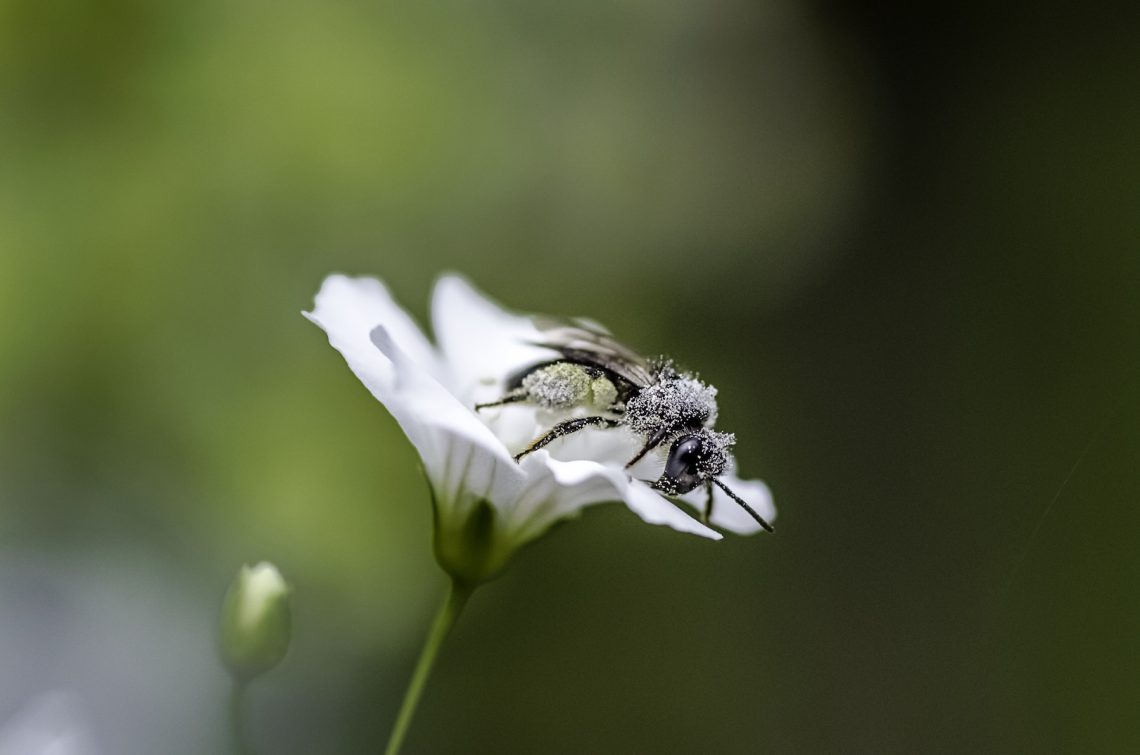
[625, 376, 718, 437]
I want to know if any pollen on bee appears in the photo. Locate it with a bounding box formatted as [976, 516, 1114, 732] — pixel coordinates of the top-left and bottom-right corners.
[521, 362, 592, 409]
[625, 376, 719, 436]
[589, 376, 618, 411]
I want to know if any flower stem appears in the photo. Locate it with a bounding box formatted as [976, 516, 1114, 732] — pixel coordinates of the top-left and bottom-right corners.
[230, 680, 253, 755]
[384, 580, 474, 755]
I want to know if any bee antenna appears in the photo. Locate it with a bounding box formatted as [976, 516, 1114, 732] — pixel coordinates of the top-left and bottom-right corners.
[712, 478, 775, 533]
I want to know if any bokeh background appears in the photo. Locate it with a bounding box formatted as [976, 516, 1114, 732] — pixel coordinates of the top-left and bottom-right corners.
[2, 0, 1138, 752]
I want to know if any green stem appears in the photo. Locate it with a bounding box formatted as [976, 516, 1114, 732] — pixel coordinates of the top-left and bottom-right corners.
[384, 580, 474, 755]
[230, 680, 253, 755]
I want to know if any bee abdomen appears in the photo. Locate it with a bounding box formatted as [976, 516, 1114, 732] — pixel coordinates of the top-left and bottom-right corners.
[521, 362, 619, 411]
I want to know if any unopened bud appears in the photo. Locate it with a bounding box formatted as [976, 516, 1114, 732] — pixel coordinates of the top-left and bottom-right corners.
[219, 562, 292, 682]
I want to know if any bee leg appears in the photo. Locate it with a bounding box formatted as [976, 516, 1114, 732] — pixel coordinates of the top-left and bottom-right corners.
[514, 416, 621, 462]
[474, 391, 527, 411]
[703, 480, 715, 524]
[623, 428, 670, 469]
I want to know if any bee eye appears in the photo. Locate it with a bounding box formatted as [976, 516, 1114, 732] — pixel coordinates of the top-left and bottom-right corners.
[660, 435, 706, 494]
[674, 437, 703, 469]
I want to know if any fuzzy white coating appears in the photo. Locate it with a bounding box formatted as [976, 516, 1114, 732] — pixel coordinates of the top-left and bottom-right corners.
[695, 428, 736, 478]
[625, 375, 719, 437]
[522, 363, 592, 409]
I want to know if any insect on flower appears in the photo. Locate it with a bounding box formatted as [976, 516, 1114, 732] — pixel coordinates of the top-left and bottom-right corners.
[307, 273, 773, 583]
[476, 319, 774, 532]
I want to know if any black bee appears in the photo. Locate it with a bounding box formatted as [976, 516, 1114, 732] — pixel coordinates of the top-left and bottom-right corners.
[475, 319, 773, 532]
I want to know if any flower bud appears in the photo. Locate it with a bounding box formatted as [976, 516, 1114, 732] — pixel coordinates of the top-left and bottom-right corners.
[219, 562, 292, 683]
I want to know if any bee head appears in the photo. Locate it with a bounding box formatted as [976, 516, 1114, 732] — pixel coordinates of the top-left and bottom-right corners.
[654, 429, 735, 495]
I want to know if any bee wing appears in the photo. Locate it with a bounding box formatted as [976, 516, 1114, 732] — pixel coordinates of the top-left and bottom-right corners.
[529, 315, 655, 387]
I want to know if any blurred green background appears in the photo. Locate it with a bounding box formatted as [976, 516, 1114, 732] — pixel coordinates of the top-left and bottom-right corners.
[1, 0, 1138, 752]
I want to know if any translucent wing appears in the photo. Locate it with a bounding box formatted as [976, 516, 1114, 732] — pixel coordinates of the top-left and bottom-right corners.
[529, 315, 655, 387]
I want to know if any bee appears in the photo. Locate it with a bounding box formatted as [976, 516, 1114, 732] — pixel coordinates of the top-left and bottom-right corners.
[475, 319, 773, 532]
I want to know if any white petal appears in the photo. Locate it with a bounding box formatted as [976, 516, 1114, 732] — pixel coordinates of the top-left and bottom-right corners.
[430, 274, 556, 404]
[305, 276, 526, 515]
[303, 274, 441, 397]
[503, 453, 722, 544]
[619, 476, 725, 539]
[368, 326, 526, 515]
[682, 473, 776, 535]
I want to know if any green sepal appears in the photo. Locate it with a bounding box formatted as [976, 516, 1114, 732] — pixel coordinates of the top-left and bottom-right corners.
[431, 493, 514, 586]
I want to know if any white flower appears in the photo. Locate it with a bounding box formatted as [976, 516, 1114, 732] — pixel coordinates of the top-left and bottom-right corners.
[305, 274, 775, 583]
